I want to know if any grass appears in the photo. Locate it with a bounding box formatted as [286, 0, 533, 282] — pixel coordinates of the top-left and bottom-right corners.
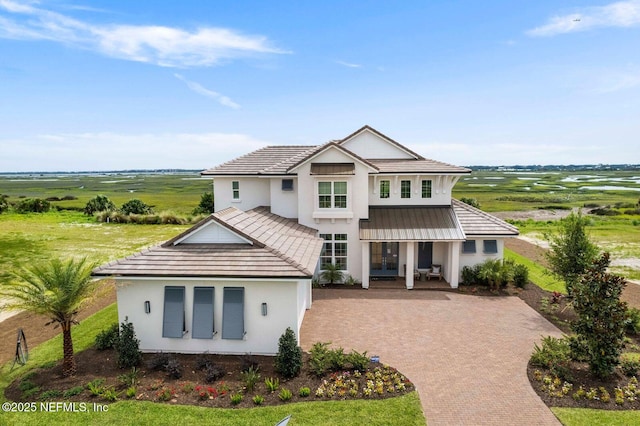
[0, 301, 426, 425]
[552, 407, 640, 425]
[504, 248, 566, 294]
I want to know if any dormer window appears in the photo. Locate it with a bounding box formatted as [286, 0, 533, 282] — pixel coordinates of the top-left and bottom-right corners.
[318, 181, 347, 209]
[422, 180, 432, 198]
[232, 181, 240, 200]
[401, 180, 411, 199]
[379, 180, 390, 199]
[282, 179, 294, 191]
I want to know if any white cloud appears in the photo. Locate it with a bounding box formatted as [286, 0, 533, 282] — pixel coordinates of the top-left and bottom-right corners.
[336, 60, 361, 68]
[527, 0, 640, 37]
[593, 70, 640, 93]
[174, 74, 240, 109]
[0, 132, 269, 172]
[0, 0, 288, 67]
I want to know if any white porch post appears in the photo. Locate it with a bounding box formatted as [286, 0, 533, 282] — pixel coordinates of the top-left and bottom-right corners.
[449, 241, 460, 288]
[406, 242, 415, 290]
[361, 242, 370, 289]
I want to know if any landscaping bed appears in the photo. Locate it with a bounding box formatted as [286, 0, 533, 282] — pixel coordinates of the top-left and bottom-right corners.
[5, 347, 414, 409]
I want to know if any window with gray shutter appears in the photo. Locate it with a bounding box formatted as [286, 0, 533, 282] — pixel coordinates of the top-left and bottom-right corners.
[192, 287, 214, 339]
[222, 287, 244, 340]
[462, 240, 476, 253]
[163, 286, 185, 338]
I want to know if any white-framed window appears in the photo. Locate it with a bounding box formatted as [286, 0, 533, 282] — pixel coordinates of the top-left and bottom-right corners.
[319, 233, 348, 270]
[401, 180, 411, 198]
[462, 240, 476, 254]
[282, 179, 294, 191]
[379, 180, 390, 199]
[232, 181, 240, 200]
[422, 180, 432, 198]
[318, 181, 347, 209]
[483, 240, 498, 254]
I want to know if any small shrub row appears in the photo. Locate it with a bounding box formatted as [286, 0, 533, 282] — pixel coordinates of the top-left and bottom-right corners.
[309, 342, 369, 377]
[462, 259, 529, 289]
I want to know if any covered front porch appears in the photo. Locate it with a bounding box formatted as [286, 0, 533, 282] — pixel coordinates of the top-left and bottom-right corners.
[359, 206, 466, 290]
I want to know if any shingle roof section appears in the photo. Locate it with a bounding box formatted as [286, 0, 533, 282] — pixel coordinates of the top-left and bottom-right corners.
[452, 199, 519, 236]
[201, 145, 319, 176]
[360, 207, 466, 241]
[369, 159, 471, 174]
[92, 207, 324, 278]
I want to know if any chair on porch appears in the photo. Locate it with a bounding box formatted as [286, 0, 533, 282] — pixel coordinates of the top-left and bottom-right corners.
[414, 269, 421, 281]
[427, 264, 443, 280]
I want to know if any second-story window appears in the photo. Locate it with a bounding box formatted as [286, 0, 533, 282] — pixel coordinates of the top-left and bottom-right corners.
[232, 181, 240, 200]
[422, 180, 432, 198]
[401, 180, 411, 199]
[379, 180, 390, 199]
[318, 181, 347, 209]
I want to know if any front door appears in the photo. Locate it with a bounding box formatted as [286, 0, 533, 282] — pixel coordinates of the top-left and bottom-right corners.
[418, 242, 433, 269]
[370, 242, 399, 276]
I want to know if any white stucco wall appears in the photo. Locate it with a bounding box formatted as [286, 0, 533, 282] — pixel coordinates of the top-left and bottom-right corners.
[368, 175, 459, 206]
[340, 130, 414, 159]
[458, 238, 505, 282]
[213, 177, 270, 212]
[115, 278, 310, 355]
[269, 177, 298, 218]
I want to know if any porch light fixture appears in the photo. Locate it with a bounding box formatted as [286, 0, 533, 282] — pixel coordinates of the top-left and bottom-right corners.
[261, 302, 268, 316]
[144, 300, 151, 314]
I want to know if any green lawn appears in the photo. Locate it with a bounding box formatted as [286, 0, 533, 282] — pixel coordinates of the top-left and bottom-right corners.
[552, 407, 640, 425]
[504, 249, 566, 293]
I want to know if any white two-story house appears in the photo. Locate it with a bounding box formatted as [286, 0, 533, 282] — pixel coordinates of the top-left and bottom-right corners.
[93, 125, 517, 355]
[203, 125, 518, 290]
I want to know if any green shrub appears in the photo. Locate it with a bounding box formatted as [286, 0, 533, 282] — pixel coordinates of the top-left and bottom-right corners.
[620, 358, 640, 377]
[115, 320, 142, 369]
[86, 378, 106, 397]
[624, 307, 640, 335]
[241, 366, 260, 392]
[347, 349, 369, 372]
[299, 387, 311, 397]
[530, 336, 572, 379]
[120, 199, 152, 215]
[275, 327, 302, 379]
[118, 367, 140, 387]
[15, 198, 50, 213]
[101, 388, 118, 402]
[264, 377, 280, 393]
[329, 347, 346, 370]
[193, 192, 215, 215]
[84, 195, 116, 215]
[19, 380, 37, 392]
[125, 386, 137, 399]
[95, 323, 119, 350]
[512, 264, 529, 288]
[460, 197, 480, 209]
[567, 335, 590, 362]
[63, 386, 84, 398]
[252, 394, 264, 405]
[278, 388, 293, 401]
[309, 342, 331, 377]
[0, 194, 8, 214]
[230, 393, 243, 405]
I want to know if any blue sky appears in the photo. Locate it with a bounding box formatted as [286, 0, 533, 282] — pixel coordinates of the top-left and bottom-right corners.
[1, 0, 639, 172]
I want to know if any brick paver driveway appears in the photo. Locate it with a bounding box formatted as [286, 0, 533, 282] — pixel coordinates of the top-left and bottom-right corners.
[300, 289, 563, 425]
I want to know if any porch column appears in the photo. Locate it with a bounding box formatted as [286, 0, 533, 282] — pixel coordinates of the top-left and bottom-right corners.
[406, 242, 414, 290]
[449, 241, 460, 288]
[361, 242, 370, 289]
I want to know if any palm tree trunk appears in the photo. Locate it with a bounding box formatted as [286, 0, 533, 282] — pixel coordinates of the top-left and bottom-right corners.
[61, 322, 76, 377]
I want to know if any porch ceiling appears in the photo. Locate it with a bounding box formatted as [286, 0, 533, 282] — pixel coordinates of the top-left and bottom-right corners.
[359, 206, 466, 241]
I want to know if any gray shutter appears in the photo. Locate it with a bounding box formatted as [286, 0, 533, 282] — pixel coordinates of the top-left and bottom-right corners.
[162, 286, 185, 338]
[484, 240, 498, 253]
[192, 287, 214, 339]
[222, 287, 244, 340]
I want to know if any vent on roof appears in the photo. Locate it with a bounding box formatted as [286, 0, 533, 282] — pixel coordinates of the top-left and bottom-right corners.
[310, 163, 355, 175]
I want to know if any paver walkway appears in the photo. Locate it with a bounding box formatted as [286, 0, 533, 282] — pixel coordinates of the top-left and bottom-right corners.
[300, 289, 563, 425]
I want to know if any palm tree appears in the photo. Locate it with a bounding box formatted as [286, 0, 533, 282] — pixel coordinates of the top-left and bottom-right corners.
[0, 257, 99, 376]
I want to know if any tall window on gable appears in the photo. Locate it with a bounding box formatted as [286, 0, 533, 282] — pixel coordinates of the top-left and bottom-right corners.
[422, 180, 432, 198]
[192, 287, 214, 339]
[401, 180, 411, 199]
[222, 287, 244, 340]
[483, 240, 498, 254]
[318, 181, 347, 209]
[379, 180, 390, 199]
[462, 240, 476, 254]
[320, 233, 348, 270]
[232, 181, 240, 200]
[163, 286, 185, 338]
